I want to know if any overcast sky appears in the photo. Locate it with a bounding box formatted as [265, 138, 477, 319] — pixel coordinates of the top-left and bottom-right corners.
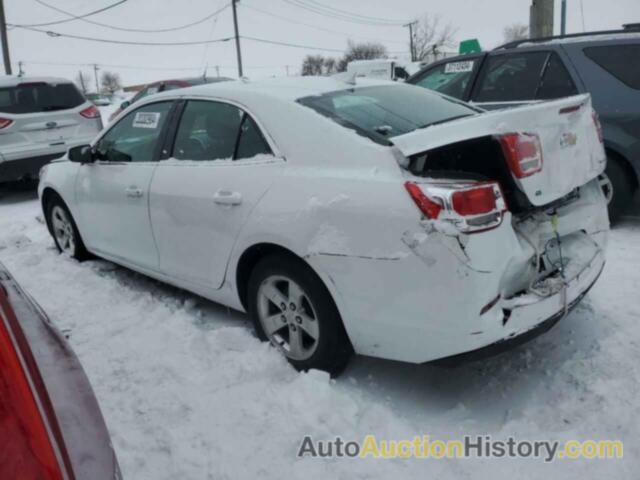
[3, 0, 639, 87]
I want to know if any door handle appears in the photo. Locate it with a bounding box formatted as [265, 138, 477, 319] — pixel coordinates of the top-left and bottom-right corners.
[125, 186, 144, 198]
[213, 190, 242, 206]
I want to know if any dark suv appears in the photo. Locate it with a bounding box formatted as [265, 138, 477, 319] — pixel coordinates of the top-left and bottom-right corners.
[408, 27, 640, 221]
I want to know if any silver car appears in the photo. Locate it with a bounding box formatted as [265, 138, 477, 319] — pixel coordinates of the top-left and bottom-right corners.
[0, 76, 103, 183]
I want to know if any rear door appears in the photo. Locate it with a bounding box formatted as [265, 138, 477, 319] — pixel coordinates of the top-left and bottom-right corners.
[76, 100, 175, 269]
[470, 50, 580, 110]
[0, 82, 100, 159]
[149, 99, 283, 289]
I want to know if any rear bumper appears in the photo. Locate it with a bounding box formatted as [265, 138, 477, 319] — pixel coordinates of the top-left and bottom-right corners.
[0, 153, 64, 183]
[432, 257, 604, 366]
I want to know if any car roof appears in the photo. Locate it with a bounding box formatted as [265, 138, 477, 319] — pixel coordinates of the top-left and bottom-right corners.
[0, 76, 75, 88]
[160, 76, 395, 103]
[146, 76, 232, 87]
[496, 29, 640, 50]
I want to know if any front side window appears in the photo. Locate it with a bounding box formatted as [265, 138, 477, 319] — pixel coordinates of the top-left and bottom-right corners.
[173, 100, 271, 161]
[584, 44, 640, 90]
[473, 52, 549, 102]
[299, 84, 478, 145]
[413, 59, 478, 100]
[0, 82, 84, 114]
[96, 101, 173, 162]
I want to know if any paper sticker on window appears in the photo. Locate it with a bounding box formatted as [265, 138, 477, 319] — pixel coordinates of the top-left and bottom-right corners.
[133, 112, 161, 129]
[444, 61, 475, 74]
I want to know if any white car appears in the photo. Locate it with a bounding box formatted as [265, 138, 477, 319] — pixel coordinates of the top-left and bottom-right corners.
[38, 77, 609, 374]
[0, 76, 103, 183]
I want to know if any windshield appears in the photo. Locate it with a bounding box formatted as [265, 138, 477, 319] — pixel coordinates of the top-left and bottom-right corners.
[298, 84, 478, 145]
[0, 82, 85, 114]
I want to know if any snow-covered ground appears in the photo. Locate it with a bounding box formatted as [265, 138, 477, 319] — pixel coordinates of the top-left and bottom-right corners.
[0, 187, 638, 479]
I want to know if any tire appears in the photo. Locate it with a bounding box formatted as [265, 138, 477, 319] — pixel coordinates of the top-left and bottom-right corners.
[248, 254, 353, 376]
[46, 197, 90, 261]
[605, 157, 634, 223]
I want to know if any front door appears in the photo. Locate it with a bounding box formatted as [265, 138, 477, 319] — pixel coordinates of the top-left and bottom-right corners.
[76, 101, 174, 270]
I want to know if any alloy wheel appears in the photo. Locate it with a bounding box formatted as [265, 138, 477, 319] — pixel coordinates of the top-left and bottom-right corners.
[257, 275, 320, 361]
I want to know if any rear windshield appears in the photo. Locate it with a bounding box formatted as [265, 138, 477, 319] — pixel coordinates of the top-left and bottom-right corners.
[0, 82, 85, 114]
[298, 85, 478, 145]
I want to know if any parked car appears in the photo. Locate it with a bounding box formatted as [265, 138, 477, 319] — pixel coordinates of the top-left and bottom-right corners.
[109, 76, 231, 122]
[86, 93, 113, 107]
[407, 26, 640, 221]
[39, 77, 608, 374]
[0, 262, 120, 479]
[0, 76, 103, 184]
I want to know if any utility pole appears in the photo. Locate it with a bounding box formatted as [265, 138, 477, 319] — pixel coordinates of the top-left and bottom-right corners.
[560, 0, 567, 35]
[231, 0, 243, 78]
[215, 65, 220, 77]
[0, 0, 12, 75]
[404, 21, 418, 62]
[93, 64, 100, 94]
[530, 0, 555, 38]
[18, 61, 24, 77]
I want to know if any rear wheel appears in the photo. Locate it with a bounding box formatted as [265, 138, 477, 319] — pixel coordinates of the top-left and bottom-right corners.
[46, 198, 90, 261]
[605, 157, 634, 223]
[248, 255, 353, 375]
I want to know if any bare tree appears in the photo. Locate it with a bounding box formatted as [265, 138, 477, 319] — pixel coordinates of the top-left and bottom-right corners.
[412, 14, 457, 62]
[324, 57, 337, 75]
[301, 55, 327, 76]
[337, 41, 388, 72]
[75, 71, 91, 95]
[503, 23, 530, 43]
[100, 71, 122, 95]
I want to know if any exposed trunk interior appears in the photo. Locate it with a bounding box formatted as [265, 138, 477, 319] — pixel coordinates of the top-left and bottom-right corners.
[405, 135, 535, 214]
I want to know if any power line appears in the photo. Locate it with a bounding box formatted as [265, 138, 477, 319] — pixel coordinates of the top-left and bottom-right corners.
[20, 0, 231, 34]
[18, 59, 297, 71]
[300, 0, 406, 25]
[241, 3, 406, 46]
[281, 0, 406, 26]
[242, 35, 405, 55]
[10, 24, 234, 46]
[14, 0, 128, 28]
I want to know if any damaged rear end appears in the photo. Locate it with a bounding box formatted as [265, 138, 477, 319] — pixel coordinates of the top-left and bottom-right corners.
[393, 94, 608, 362]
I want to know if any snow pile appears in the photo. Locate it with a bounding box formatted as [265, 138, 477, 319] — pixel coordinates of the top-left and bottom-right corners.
[0, 189, 637, 479]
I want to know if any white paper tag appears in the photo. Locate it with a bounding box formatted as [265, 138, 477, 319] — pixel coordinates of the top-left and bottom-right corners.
[133, 112, 161, 129]
[444, 61, 475, 74]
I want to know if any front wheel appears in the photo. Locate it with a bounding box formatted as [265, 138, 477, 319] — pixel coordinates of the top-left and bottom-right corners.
[248, 255, 353, 376]
[46, 198, 90, 261]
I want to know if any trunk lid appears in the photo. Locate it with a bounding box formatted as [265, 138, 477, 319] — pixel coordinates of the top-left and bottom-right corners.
[392, 94, 606, 206]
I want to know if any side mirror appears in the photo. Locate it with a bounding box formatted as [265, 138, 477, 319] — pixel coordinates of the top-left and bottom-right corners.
[68, 145, 94, 164]
[120, 100, 131, 110]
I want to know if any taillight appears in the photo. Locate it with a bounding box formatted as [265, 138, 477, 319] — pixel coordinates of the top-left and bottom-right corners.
[404, 181, 443, 219]
[592, 111, 604, 144]
[404, 181, 507, 233]
[0, 295, 65, 479]
[498, 133, 544, 178]
[0, 117, 13, 129]
[79, 105, 100, 119]
[452, 185, 497, 216]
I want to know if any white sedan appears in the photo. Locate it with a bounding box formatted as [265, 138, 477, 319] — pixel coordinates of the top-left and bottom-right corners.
[38, 77, 609, 374]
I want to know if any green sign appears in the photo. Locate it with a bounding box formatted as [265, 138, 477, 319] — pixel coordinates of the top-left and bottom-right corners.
[459, 39, 482, 55]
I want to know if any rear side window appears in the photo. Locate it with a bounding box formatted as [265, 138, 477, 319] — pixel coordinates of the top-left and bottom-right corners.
[0, 82, 85, 114]
[236, 115, 272, 160]
[537, 53, 578, 99]
[173, 100, 243, 161]
[584, 44, 640, 90]
[412, 59, 477, 100]
[473, 52, 549, 102]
